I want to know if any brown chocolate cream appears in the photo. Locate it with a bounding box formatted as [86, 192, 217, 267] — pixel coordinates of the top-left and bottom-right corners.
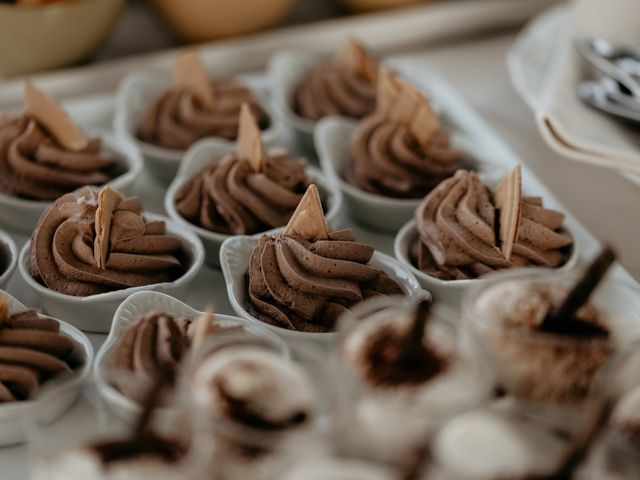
[347, 113, 463, 198]
[0, 114, 121, 201]
[0, 308, 75, 403]
[28, 187, 185, 297]
[413, 170, 573, 280]
[138, 81, 269, 150]
[174, 149, 312, 235]
[247, 229, 404, 333]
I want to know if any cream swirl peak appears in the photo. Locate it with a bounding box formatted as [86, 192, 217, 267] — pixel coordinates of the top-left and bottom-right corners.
[347, 69, 462, 199]
[29, 186, 185, 297]
[293, 38, 377, 121]
[138, 50, 269, 150]
[413, 168, 574, 280]
[247, 185, 404, 332]
[0, 84, 121, 201]
[175, 104, 313, 235]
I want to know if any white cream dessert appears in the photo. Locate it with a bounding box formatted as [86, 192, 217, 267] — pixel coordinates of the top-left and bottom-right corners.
[281, 457, 396, 480]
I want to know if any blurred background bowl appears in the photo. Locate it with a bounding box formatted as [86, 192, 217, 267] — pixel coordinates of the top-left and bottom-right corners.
[337, 0, 429, 13]
[149, 0, 297, 42]
[0, 0, 124, 77]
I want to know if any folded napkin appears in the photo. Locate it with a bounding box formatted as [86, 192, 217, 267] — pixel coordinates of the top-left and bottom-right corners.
[535, 0, 640, 174]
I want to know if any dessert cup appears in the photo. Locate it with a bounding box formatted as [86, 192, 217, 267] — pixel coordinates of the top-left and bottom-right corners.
[164, 137, 343, 267]
[315, 116, 500, 233]
[0, 228, 17, 290]
[0, 291, 93, 446]
[0, 128, 142, 234]
[464, 268, 640, 407]
[336, 296, 494, 464]
[94, 290, 287, 425]
[114, 70, 284, 184]
[18, 212, 205, 333]
[219, 234, 426, 345]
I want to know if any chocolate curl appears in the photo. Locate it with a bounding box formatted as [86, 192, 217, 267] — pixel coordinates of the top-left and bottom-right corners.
[190, 307, 214, 353]
[283, 184, 329, 240]
[541, 246, 616, 330]
[494, 165, 522, 261]
[236, 103, 266, 173]
[334, 37, 377, 83]
[173, 50, 216, 111]
[94, 186, 124, 270]
[0, 294, 7, 326]
[24, 82, 89, 151]
[132, 366, 173, 442]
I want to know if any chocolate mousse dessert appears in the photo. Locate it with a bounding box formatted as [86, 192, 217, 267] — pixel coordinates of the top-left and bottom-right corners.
[0, 83, 123, 201]
[293, 38, 377, 121]
[414, 166, 574, 280]
[174, 104, 313, 235]
[0, 294, 76, 402]
[246, 184, 403, 333]
[28, 185, 186, 297]
[138, 50, 269, 150]
[470, 247, 617, 404]
[346, 69, 463, 199]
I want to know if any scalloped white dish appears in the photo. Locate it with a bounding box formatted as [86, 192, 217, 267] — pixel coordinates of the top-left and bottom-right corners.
[0, 291, 93, 446]
[0, 229, 17, 290]
[219, 234, 427, 345]
[113, 70, 285, 184]
[18, 212, 205, 333]
[94, 290, 288, 425]
[164, 137, 344, 267]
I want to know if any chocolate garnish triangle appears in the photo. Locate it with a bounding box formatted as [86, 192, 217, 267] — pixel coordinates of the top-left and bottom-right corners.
[173, 50, 216, 111]
[24, 82, 89, 151]
[190, 307, 214, 352]
[494, 165, 522, 261]
[94, 186, 124, 270]
[335, 37, 377, 83]
[236, 103, 266, 173]
[283, 184, 329, 240]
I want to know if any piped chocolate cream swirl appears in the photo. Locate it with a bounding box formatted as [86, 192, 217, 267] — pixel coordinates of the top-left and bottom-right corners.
[413, 169, 573, 280]
[28, 186, 185, 297]
[0, 300, 74, 403]
[293, 38, 377, 121]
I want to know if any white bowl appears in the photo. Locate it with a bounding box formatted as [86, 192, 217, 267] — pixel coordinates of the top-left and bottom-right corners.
[219, 234, 427, 346]
[0, 229, 17, 290]
[18, 212, 205, 333]
[394, 219, 580, 306]
[0, 128, 142, 234]
[0, 291, 93, 446]
[114, 70, 285, 185]
[164, 138, 344, 268]
[94, 290, 288, 425]
[315, 116, 501, 233]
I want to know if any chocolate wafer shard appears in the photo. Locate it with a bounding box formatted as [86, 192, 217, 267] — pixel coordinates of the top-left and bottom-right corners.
[0, 294, 7, 325]
[94, 186, 123, 270]
[191, 308, 214, 352]
[494, 165, 522, 260]
[335, 37, 377, 83]
[236, 103, 266, 173]
[173, 50, 215, 111]
[24, 82, 89, 152]
[409, 101, 441, 149]
[284, 184, 329, 240]
[377, 68, 400, 115]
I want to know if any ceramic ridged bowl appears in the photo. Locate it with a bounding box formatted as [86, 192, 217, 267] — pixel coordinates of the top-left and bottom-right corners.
[114, 70, 285, 184]
[0, 291, 93, 446]
[164, 137, 344, 268]
[219, 235, 428, 345]
[0, 229, 17, 291]
[18, 213, 205, 333]
[0, 128, 142, 234]
[94, 290, 288, 424]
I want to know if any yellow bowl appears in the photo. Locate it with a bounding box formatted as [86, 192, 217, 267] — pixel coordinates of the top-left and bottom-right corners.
[338, 0, 429, 13]
[0, 0, 124, 77]
[150, 0, 296, 42]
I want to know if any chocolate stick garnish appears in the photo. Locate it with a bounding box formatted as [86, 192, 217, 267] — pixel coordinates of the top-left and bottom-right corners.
[132, 365, 173, 442]
[541, 246, 616, 332]
[399, 298, 432, 364]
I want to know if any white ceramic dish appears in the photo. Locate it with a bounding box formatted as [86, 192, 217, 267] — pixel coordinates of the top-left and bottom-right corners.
[0, 229, 17, 290]
[219, 234, 427, 345]
[114, 70, 285, 184]
[315, 116, 501, 233]
[0, 128, 142, 234]
[0, 291, 93, 446]
[94, 290, 288, 424]
[164, 137, 344, 267]
[18, 212, 205, 333]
